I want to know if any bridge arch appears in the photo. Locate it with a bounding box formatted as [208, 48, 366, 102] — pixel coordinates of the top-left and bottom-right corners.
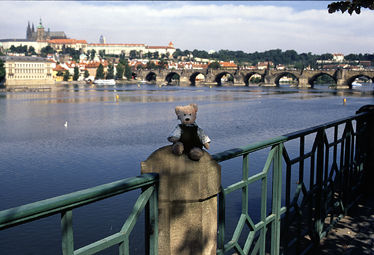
[346, 74, 373, 89]
[165, 72, 180, 86]
[215, 72, 234, 86]
[274, 72, 299, 87]
[189, 72, 205, 86]
[145, 72, 157, 82]
[243, 72, 264, 86]
[309, 72, 337, 88]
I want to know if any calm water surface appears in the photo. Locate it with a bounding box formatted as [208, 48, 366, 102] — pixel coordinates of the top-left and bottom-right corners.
[0, 84, 373, 254]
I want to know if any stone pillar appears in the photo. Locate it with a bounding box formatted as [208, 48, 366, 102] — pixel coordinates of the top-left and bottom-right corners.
[141, 145, 221, 255]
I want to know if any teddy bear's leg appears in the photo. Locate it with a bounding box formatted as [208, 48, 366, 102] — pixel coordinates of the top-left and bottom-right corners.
[172, 142, 184, 155]
[189, 147, 204, 161]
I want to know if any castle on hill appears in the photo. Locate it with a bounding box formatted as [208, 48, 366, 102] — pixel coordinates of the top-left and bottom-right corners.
[26, 19, 67, 41]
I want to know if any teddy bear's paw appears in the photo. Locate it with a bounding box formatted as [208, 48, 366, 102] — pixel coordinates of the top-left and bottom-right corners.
[172, 142, 184, 155]
[189, 148, 204, 161]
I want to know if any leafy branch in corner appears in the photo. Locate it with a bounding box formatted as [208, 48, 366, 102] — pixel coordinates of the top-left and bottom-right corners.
[328, 0, 374, 15]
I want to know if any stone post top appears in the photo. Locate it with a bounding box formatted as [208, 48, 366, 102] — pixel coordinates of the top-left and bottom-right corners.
[141, 145, 221, 202]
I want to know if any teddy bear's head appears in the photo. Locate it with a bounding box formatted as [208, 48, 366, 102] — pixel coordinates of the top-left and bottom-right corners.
[175, 103, 198, 125]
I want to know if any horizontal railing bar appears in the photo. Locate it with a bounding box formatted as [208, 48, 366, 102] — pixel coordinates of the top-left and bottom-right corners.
[0, 173, 158, 230]
[224, 172, 267, 195]
[213, 112, 367, 163]
[75, 232, 126, 255]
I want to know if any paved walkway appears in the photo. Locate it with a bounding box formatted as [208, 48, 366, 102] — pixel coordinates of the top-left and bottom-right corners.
[312, 195, 374, 255]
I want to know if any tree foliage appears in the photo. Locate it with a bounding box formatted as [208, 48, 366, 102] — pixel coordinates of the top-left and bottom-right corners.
[208, 61, 221, 69]
[63, 71, 70, 81]
[95, 64, 105, 79]
[73, 66, 80, 81]
[328, 0, 374, 14]
[106, 64, 114, 79]
[41, 46, 55, 57]
[116, 63, 124, 79]
[84, 70, 89, 78]
[0, 59, 5, 82]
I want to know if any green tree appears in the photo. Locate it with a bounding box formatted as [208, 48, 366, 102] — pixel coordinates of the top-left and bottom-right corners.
[208, 61, 221, 69]
[41, 46, 55, 57]
[99, 50, 105, 58]
[95, 64, 105, 79]
[90, 49, 96, 61]
[73, 66, 80, 81]
[84, 70, 89, 78]
[146, 61, 156, 69]
[106, 64, 114, 79]
[158, 59, 168, 69]
[153, 51, 159, 59]
[129, 50, 138, 59]
[28, 46, 36, 55]
[116, 63, 124, 79]
[0, 59, 5, 83]
[63, 71, 70, 81]
[124, 62, 132, 80]
[328, 0, 374, 15]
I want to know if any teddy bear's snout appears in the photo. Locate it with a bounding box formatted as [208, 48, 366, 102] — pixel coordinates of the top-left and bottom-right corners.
[185, 117, 190, 121]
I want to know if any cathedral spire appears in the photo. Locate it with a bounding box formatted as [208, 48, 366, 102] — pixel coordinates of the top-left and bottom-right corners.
[26, 21, 31, 39]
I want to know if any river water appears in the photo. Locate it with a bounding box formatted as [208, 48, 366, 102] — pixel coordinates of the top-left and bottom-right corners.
[0, 84, 373, 254]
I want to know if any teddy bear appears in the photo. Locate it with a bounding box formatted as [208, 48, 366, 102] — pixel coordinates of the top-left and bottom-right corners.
[167, 103, 211, 161]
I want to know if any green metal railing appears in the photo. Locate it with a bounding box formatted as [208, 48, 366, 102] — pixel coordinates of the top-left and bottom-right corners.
[213, 107, 373, 255]
[0, 173, 159, 255]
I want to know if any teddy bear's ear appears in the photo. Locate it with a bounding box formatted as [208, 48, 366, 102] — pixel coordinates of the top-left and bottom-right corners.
[190, 103, 198, 112]
[175, 106, 182, 115]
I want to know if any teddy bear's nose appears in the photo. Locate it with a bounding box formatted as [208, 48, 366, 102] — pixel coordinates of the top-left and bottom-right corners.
[185, 118, 190, 121]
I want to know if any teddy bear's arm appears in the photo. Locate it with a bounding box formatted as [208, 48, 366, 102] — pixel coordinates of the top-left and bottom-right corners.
[167, 125, 182, 143]
[197, 127, 211, 149]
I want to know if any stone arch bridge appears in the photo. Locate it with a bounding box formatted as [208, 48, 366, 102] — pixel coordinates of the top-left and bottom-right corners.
[134, 68, 374, 89]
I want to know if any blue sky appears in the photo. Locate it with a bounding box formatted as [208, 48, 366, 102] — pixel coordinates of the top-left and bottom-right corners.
[0, 1, 373, 55]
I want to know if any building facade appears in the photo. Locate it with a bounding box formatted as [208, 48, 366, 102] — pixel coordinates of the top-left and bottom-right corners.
[0, 56, 54, 88]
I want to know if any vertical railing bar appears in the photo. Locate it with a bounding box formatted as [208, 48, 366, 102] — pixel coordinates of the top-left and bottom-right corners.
[146, 181, 158, 255]
[61, 210, 74, 255]
[119, 236, 129, 255]
[218, 190, 226, 251]
[297, 135, 305, 253]
[271, 144, 282, 255]
[315, 129, 325, 242]
[242, 153, 249, 214]
[260, 157, 268, 255]
[284, 154, 291, 254]
[343, 122, 352, 215]
[333, 125, 338, 164]
[299, 135, 305, 183]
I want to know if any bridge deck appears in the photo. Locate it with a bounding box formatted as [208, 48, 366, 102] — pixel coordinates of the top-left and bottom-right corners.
[309, 194, 374, 255]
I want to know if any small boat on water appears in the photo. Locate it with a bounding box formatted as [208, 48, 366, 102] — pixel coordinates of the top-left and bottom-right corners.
[94, 79, 116, 86]
[351, 81, 362, 87]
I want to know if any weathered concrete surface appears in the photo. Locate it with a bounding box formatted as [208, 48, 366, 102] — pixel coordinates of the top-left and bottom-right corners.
[141, 145, 221, 255]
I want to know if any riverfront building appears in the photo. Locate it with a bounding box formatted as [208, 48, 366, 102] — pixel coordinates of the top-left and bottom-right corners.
[0, 56, 54, 88]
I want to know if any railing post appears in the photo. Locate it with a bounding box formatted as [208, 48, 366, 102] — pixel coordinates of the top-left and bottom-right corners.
[271, 144, 282, 255]
[356, 105, 374, 194]
[141, 145, 221, 255]
[61, 210, 74, 255]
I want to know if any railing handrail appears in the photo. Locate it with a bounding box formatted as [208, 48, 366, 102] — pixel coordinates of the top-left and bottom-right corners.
[212, 111, 369, 162]
[0, 173, 158, 230]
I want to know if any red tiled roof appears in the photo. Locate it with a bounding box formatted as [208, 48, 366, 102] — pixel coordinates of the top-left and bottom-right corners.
[48, 39, 87, 44]
[88, 43, 145, 46]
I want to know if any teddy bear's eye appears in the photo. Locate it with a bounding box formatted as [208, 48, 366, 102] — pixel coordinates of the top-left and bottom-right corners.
[184, 114, 186, 116]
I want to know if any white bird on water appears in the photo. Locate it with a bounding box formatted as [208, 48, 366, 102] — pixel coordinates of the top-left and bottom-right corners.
[64, 121, 68, 128]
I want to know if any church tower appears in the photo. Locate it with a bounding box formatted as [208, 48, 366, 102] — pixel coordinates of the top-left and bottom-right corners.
[36, 18, 45, 41]
[26, 21, 32, 40]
